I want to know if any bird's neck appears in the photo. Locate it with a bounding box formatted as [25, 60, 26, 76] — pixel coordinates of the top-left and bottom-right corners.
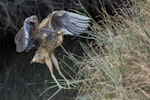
[30, 24, 40, 38]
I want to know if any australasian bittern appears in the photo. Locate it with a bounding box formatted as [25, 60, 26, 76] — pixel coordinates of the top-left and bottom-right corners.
[15, 10, 90, 88]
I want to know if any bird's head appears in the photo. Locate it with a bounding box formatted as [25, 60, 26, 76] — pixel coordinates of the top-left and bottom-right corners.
[25, 15, 38, 25]
[24, 15, 40, 39]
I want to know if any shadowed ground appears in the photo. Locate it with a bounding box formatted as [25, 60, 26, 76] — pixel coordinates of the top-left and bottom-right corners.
[0, 44, 78, 100]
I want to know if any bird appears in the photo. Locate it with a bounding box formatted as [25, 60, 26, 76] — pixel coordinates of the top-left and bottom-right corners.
[15, 10, 90, 88]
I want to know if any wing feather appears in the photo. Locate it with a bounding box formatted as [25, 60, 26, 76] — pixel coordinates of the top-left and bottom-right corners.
[15, 16, 38, 52]
[15, 11, 90, 52]
[49, 10, 90, 35]
[15, 27, 28, 52]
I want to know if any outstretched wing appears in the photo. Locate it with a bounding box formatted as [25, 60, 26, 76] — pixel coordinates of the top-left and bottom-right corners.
[15, 27, 25, 52]
[15, 26, 29, 52]
[48, 10, 90, 35]
[15, 16, 38, 52]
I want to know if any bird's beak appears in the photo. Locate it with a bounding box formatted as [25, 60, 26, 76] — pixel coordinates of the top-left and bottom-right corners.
[28, 15, 38, 24]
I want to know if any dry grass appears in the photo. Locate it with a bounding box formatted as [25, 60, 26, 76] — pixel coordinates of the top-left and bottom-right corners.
[63, 1, 150, 100]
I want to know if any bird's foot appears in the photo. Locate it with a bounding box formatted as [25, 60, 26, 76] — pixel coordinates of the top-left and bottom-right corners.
[52, 77, 68, 89]
[57, 84, 63, 89]
[57, 83, 70, 89]
[56, 79, 71, 89]
[65, 79, 71, 89]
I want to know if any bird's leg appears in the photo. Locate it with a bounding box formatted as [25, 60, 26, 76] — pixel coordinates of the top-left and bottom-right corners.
[44, 52, 63, 89]
[51, 52, 70, 88]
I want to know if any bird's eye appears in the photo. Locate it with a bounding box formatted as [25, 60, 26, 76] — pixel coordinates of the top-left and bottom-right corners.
[29, 22, 36, 29]
[30, 22, 35, 25]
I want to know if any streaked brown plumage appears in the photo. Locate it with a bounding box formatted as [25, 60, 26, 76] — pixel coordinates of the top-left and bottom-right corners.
[15, 10, 90, 88]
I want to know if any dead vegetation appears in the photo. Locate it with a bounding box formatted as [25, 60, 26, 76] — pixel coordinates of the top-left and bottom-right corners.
[70, 1, 150, 99]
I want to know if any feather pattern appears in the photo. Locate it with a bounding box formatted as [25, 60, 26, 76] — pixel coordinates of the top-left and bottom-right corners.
[15, 27, 28, 52]
[15, 10, 90, 52]
[49, 11, 90, 35]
